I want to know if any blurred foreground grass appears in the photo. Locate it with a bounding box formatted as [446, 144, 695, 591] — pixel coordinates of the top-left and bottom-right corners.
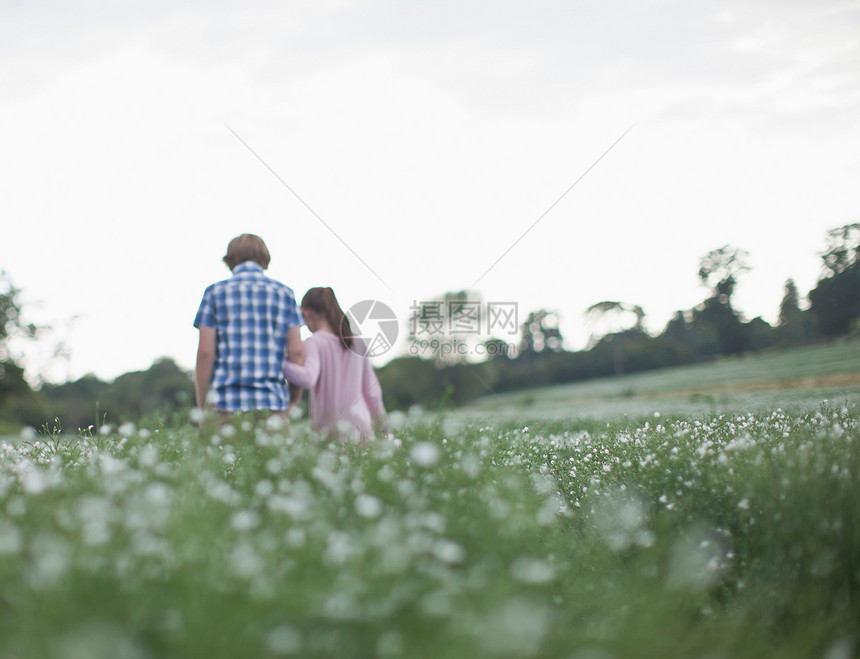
[0, 398, 857, 658]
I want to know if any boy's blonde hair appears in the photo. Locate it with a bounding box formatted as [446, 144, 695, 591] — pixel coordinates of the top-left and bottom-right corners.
[223, 234, 271, 270]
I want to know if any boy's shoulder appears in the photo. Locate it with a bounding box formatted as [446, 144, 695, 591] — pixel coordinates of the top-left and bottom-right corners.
[263, 275, 299, 299]
[203, 270, 297, 300]
[202, 275, 235, 295]
[257, 274, 296, 297]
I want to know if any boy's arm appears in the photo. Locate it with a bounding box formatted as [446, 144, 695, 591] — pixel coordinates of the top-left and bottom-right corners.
[289, 384, 303, 410]
[195, 326, 216, 409]
[287, 325, 305, 365]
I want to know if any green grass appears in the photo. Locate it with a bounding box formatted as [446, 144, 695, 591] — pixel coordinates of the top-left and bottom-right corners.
[0, 396, 858, 657]
[460, 337, 860, 421]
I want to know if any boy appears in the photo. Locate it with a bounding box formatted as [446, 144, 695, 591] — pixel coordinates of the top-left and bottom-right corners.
[193, 234, 304, 426]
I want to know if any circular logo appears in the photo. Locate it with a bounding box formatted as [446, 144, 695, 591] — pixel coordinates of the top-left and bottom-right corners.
[346, 300, 399, 357]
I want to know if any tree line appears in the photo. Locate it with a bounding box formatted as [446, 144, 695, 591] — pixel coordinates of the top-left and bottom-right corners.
[376, 223, 860, 410]
[0, 223, 857, 432]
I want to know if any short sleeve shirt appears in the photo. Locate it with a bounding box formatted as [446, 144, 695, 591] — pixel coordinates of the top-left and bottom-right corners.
[193, 261, 303, 411]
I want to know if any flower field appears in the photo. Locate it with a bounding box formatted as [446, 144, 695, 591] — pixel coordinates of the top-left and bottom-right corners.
[0, 394, 857, 658]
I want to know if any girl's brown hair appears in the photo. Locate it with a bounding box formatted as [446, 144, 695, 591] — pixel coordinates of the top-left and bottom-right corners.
[301, 287, 355, 349]
[223, 234, 271, 270]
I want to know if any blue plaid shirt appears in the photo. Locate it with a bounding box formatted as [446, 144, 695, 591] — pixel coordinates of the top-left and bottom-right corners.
[193, 262, 304, 411]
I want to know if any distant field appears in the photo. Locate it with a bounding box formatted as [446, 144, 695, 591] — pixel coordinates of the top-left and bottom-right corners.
[459, 338, 860, 422]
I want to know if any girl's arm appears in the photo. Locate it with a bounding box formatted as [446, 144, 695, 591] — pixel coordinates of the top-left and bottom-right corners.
[283, 339, 321, 389]
[362, 361, 389, 432]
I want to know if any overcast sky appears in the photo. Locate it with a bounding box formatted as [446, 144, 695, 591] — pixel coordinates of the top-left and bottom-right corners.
[2, 0, 859, 383]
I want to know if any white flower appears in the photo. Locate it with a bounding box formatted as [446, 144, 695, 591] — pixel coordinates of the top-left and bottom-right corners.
[266, 625, 302, 655]
[388, 410, 406, 429]
[0, 520, 23, 555]
[312, 465, 342, 495]
[230, 541, 264, 579]
[324, 531, 358, 566]
[20, 466, 48, 495]
[459, 454, 481, 478]
[118, 422, 136, 437]
[231, 510, 261, 532]
[137, 444, 158, 468]
[593, 490, 653, 551]
[410, 442, 441, 468]
[77, 495, 113, 546]
[667, 527, 731, 590]
[355, 494, 383, 519]
[510, 556, 556, 584]
[530, 473, 554, 495]
[473, 598, 552, 658]
[432, 539, 466, 565]
[254, 480, 274, 498]
[28, 532, 71, 590]
[377, 631, 404, 656]
[284, 528, 306, 548]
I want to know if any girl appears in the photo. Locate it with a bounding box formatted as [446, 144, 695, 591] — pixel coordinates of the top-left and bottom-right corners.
[284, 287, 389, 443]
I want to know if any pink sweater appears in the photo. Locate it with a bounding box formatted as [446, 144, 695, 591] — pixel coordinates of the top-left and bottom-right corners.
[283, 332, 387, 440]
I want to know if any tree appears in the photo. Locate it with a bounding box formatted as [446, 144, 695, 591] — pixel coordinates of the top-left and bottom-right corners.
[108, 358, 194, 423]
[662, 311, 694, 346]
[697, 245, 751, 306]
[746, 316, 777, 351]
[655, 312, 703, 364]
[39, 358, 195, 430]
[777, 278, 806, 345]
[483, 337, 515, 361]
[809, 271, 860, 338]
[819, 222, 860, 277]
[691, 294, 750, 356]
[518, 309, 564, 361]
[40, 374, 108, 431]
[0, 270, 48, 429]
[778, 279, 800, 326]
[0, 270, 40, 363]
[693, 246, 752, 355]
[0, 359, 48, 430]
[809, 223, 860, 338]
[584, 301, 647, 376]
[585, 301, 645, 342]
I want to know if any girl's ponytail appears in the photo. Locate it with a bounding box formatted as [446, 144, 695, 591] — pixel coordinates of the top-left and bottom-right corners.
[302, 287, 355, 350]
